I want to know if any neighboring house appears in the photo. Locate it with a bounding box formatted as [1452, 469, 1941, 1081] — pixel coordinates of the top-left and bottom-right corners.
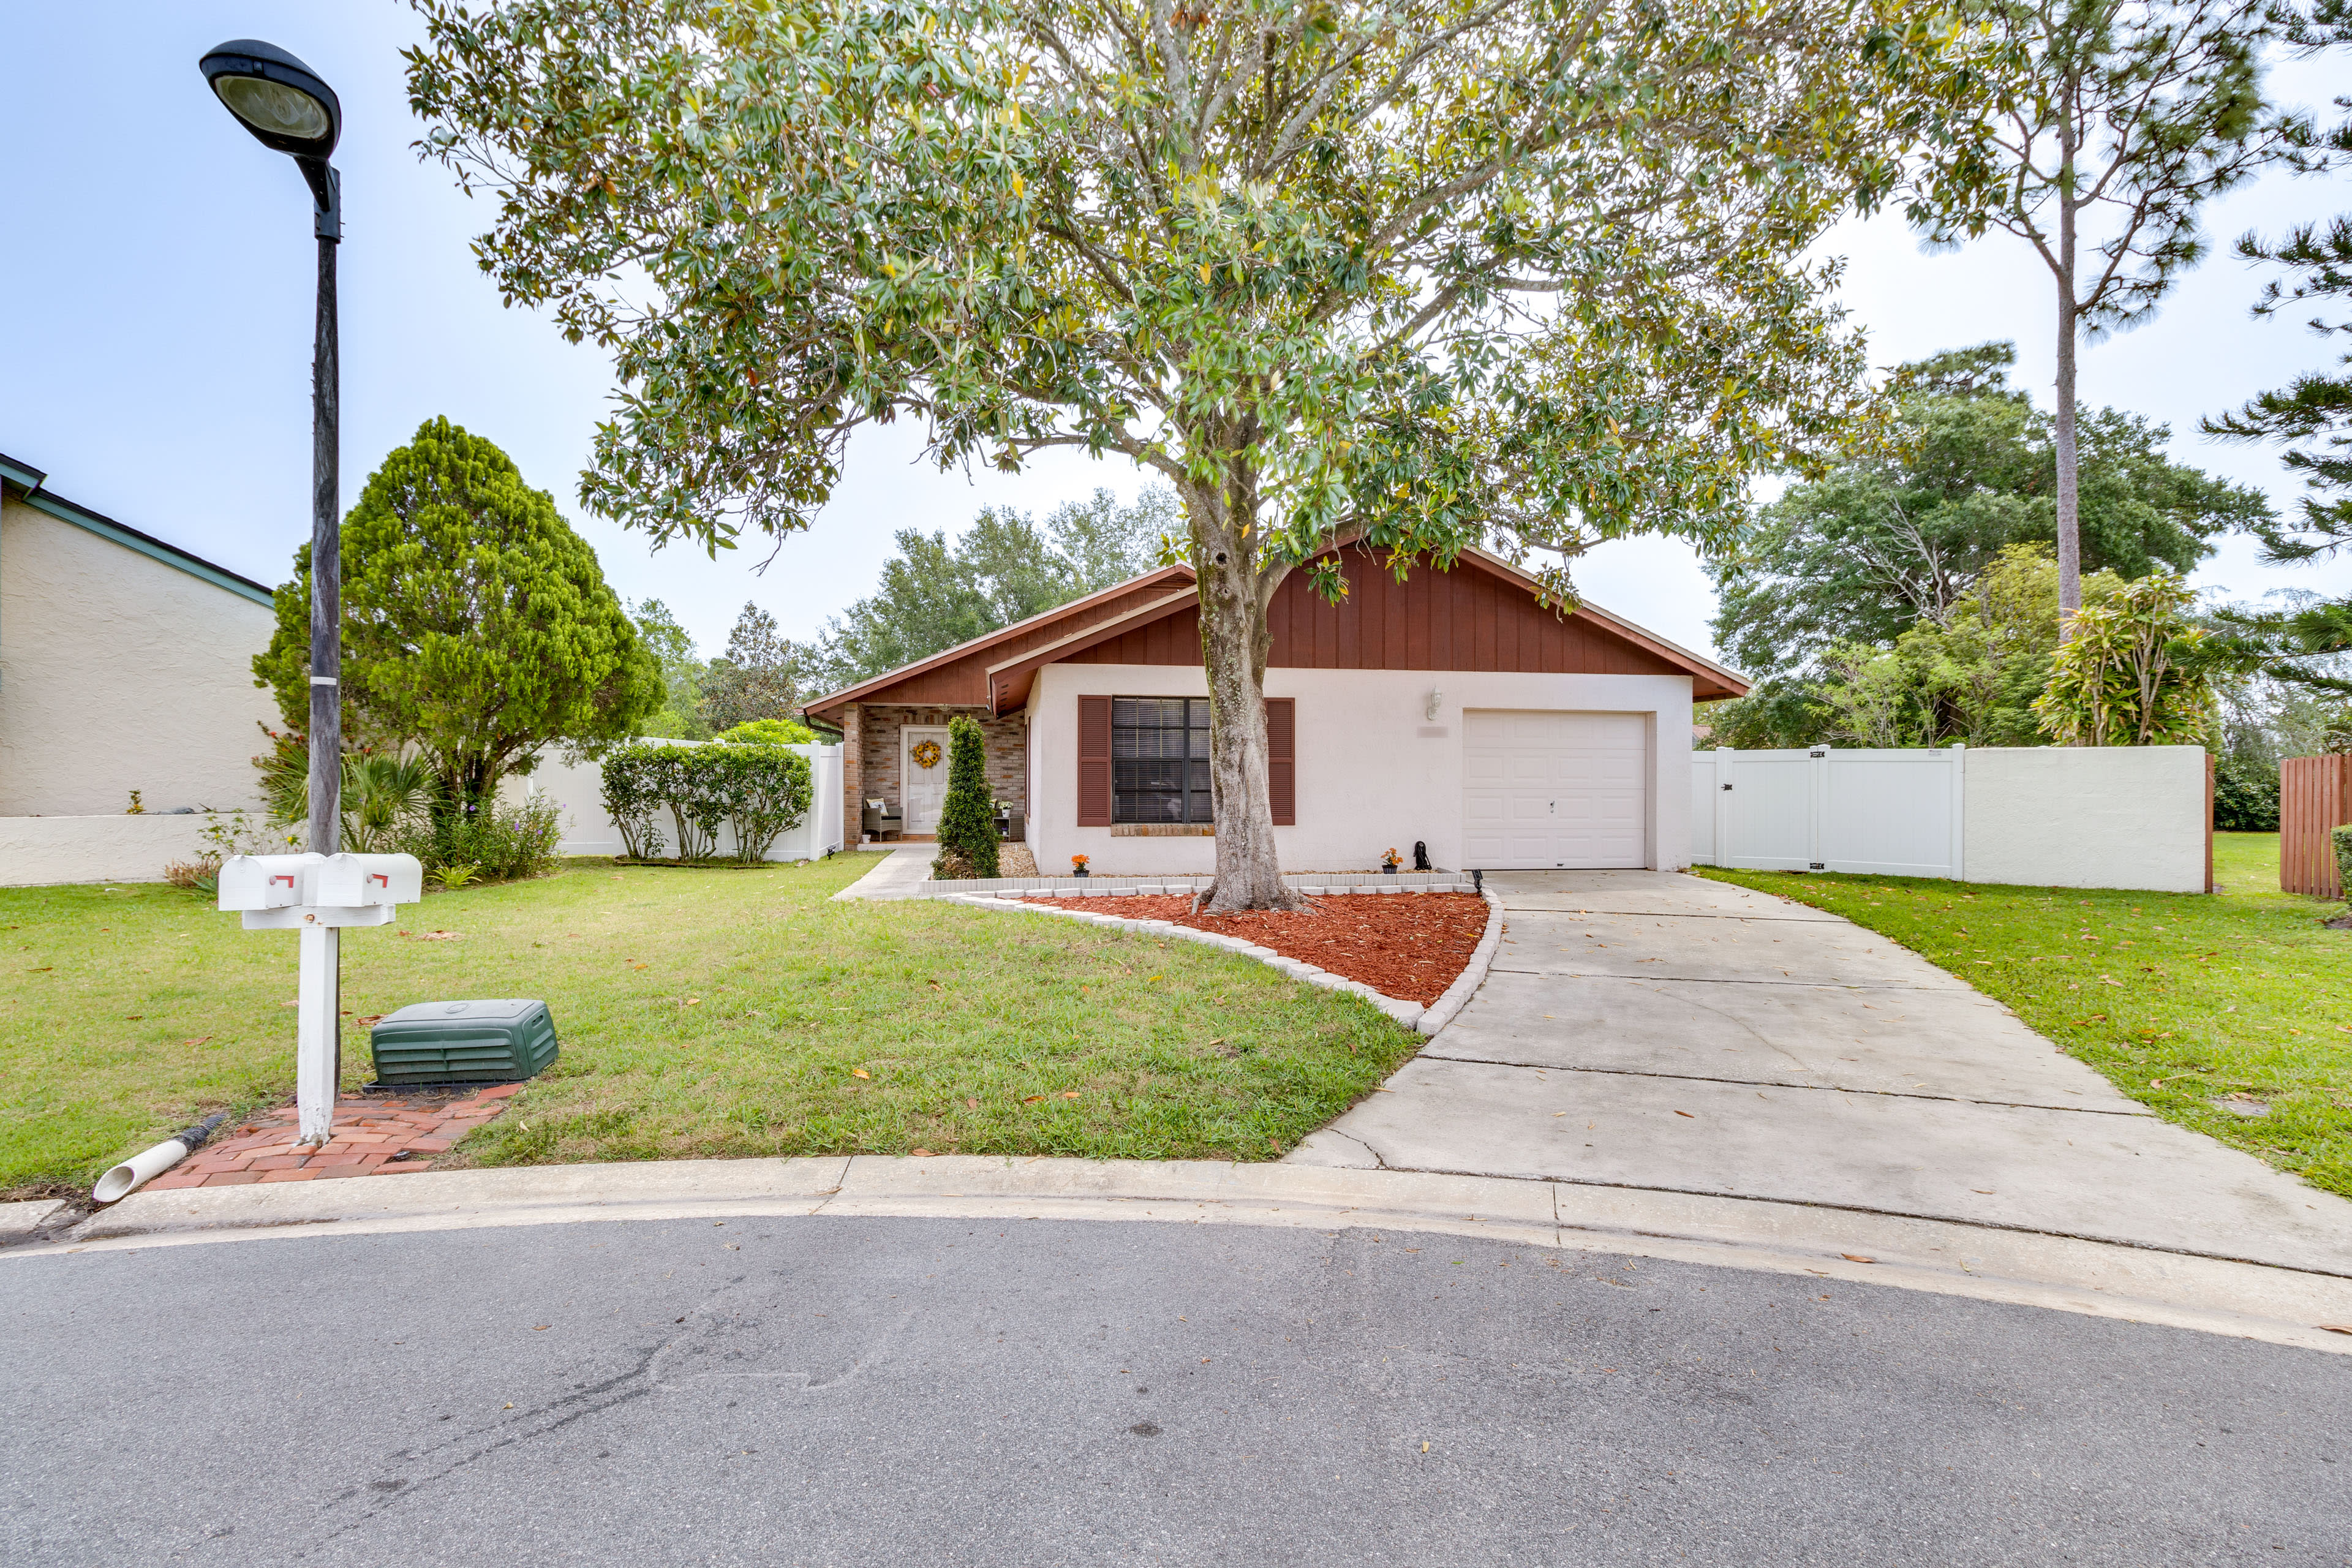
[1, 451, 278, 817]
[805, 544, 1747, 875]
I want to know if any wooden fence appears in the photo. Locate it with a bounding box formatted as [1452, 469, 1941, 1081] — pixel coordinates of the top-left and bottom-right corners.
[2280, 754, 2352, 898]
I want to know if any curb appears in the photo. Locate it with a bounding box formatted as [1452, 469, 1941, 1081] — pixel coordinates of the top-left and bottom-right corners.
[938, 886, 1506, 1036]
[20, 1156, 2352, 1355]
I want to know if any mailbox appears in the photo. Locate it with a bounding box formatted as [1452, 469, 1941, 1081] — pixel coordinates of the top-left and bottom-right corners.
[316, 853, 423, 908]
[217, 853, 322, 912]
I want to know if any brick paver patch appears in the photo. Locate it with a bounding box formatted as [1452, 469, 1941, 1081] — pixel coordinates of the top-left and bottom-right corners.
[140, 1084, 522, 1191]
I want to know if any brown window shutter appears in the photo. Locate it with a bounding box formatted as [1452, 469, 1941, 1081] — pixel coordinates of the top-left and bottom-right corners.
[1077, 696, 1112, 827]
[1265, 697, 1295, 826]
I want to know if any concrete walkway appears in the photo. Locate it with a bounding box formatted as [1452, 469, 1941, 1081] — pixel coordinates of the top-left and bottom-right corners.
[1292, 870, 2352, 1279]
[831, 844, 935, 900]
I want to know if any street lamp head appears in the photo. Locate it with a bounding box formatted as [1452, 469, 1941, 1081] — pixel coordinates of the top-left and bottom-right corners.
[200, 39, 340, 161]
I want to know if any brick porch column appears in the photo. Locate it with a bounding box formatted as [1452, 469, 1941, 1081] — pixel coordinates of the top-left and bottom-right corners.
[841, 704, 862, 846]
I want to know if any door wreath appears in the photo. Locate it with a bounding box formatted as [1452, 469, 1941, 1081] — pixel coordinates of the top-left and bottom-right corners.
[910, 738, 943, 769]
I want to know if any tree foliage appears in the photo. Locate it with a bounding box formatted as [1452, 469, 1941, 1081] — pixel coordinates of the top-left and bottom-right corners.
[254, 417, 662, 810]
[405, 0, 1951, 907]
[1711, 342, 2261, 677]
[802, 487, 1176, 695]
[697, 603, 803, 733]
[2203, 213, 2352, 694]
[2033, 571, 2214, 744]
[630, 598, 712, 738]
[1901, 0, 2305, 620]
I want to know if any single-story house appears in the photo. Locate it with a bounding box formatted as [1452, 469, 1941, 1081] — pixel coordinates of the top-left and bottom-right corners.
[804, 544, 1749, 876]
[1, 450, 278, 818]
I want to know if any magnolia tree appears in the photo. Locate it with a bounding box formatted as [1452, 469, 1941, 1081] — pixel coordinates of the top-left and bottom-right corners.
[406, 0, 1947, 908]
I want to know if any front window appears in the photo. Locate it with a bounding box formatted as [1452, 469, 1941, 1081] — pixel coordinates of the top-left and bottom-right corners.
[1113, 697, 1212, 824]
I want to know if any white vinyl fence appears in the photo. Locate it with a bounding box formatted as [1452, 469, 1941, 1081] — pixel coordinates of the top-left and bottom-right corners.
[1691, 744, 2209, 893]
[522, 742, 846, 862]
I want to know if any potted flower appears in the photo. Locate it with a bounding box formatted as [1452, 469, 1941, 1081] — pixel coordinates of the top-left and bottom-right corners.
[1071, 854, 1090, 879]
[1381, 848, 1402, 875]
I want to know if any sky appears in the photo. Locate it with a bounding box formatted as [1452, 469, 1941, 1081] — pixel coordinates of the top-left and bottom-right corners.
[2, 4, 2348, 668]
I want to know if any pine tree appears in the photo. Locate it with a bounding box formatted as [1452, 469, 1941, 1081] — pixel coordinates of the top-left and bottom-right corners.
[930, 715, 999, 881]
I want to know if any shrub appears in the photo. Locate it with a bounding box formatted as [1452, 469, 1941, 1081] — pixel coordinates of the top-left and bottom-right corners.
[931, 715, 999, 880]
[2213, 755, 2281, 832]
[710, 744, 813, 862]
[601, 742, 810, 863]
[600, 744, 670, 860]
[2335, 824, 2352, 901]
[391, 796, 564, 883]
[2034, 573, 2214, 747]
[717, 717, 817, 746]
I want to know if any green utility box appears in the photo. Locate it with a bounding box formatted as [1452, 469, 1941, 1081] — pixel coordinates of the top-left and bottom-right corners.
[369, 999, 559, 1086]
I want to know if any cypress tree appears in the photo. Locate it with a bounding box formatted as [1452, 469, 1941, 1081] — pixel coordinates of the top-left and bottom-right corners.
[931, 714, 999, 880]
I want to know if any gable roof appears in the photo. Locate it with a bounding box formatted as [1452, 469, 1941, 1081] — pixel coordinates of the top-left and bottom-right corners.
[804, 546, 1749, 721]
[1, 451, 276, 607]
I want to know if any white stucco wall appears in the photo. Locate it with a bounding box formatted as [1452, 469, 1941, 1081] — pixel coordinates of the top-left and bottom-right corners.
[1, 494, 279, 817]
[1963, 745, 2207, 893]
[1025, 663, 1694, 876]
[0, 813, 229, 888]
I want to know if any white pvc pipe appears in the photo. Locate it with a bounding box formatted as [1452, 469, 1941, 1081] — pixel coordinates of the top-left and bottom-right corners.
[92, 1140, 191, 1205]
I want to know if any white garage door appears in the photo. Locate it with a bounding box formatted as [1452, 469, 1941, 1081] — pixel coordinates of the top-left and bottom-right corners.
[1462, 710, 1648, 870]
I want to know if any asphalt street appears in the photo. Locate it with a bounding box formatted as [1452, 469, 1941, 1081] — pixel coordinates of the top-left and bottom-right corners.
[4, 1217, 2347, 1567]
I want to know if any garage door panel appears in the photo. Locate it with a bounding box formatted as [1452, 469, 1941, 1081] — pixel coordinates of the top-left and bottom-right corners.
[1462, 708, 1648, 870]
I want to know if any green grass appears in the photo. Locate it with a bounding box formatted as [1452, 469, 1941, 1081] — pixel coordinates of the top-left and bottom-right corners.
[1698, 832, 2352, 1198]
[0, 856, 1420, 1196]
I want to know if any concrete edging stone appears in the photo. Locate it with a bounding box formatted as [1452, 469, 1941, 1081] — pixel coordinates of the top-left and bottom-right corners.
[937, 884, 1507, 1036]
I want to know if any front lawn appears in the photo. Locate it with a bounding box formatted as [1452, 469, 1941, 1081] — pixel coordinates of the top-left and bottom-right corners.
[0, 857, 1419, 1196]
[1698, 832, 2352, 1199]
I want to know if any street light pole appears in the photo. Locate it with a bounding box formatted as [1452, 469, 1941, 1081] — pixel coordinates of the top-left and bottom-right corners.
[202, 40, 347, 1142]
[306, 163, 341, 861]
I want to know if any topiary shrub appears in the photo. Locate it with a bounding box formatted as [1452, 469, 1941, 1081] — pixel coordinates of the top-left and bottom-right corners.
[931, 714, 999, 880]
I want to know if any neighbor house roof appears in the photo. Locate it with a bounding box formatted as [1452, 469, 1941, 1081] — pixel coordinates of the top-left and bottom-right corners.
[803, 545, 1750, 722]
[1, 451, 276, 607]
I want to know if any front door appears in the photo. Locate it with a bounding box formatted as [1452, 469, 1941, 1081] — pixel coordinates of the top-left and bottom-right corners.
[901, 725, 954, 835]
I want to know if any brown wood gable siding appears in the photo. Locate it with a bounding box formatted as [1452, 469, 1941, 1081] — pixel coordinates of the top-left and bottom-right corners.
[1066, 556, 1690, 678]
[846, 579, 1194, 709]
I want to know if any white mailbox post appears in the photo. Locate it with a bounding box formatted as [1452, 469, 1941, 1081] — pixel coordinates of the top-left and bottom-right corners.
[219, 851, 424, 1145]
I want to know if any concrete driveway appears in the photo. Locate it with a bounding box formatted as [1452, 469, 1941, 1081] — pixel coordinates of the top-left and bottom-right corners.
[1293, 870, 2352, 1278]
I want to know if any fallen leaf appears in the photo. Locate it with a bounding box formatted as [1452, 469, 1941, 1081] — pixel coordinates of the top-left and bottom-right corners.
[1673, 1110, 1694, 1118]
[965, 1097, 979, 1109]
[1839, 1254, 1875, 1264]
[1061, 1090, 1080, 1099]
[910, 1148, 934, 1157]
[532, 1325, 551, 1332]
[1147, 974, 1163, 982]
[1553, 1111, 1568, 1117]
[126, 1015, 143, 1021]
[355, 1015, 385, 1028]
[2321, 1325, 2352, 1336]
[280, 999, 299, 1008]
[182, 1036, 212, 1048]
[1022, 1094, 1046, 1103]
[683, 997, 701, 1006]
[1422, 1442, 1430, 1453]
[850, 1068, 870, 1079]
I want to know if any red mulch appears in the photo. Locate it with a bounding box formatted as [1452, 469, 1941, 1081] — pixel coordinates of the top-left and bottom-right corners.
[1028, 890, 1488, 1005]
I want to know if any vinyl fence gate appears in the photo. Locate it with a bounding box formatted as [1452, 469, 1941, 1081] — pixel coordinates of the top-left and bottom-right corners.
[1692, 745, 1967, 879]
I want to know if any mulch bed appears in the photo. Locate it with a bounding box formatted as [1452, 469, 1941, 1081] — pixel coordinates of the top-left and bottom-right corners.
[140, 1085, 522, 1191]
[1027, 890, 1488, 1005]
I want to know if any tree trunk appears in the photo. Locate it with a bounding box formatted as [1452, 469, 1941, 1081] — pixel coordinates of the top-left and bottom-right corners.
[1186, 461, 1304, 914]
[2053, 106, 2083, 639]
